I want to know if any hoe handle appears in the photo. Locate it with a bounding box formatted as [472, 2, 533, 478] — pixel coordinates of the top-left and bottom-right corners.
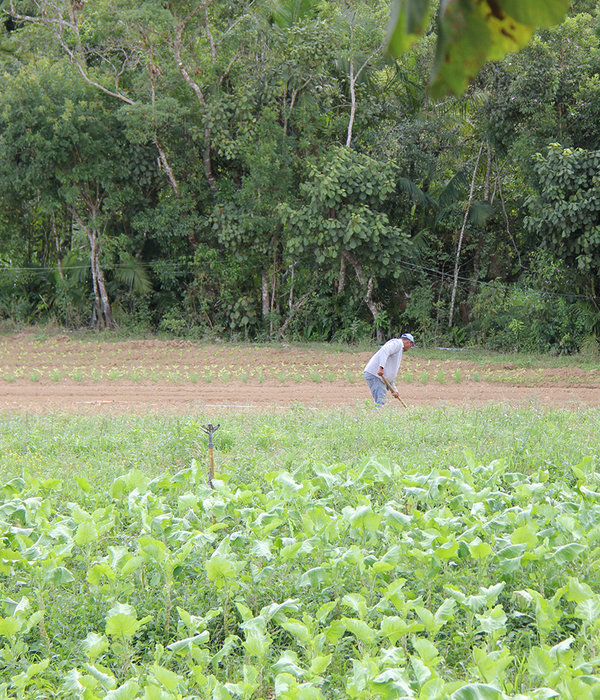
[380, 374, 408, 409]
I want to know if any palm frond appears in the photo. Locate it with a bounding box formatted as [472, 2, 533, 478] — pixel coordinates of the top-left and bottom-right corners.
[271, 0, 317, 28]
[468, 201, 494, 226]
[62, 249, 90, 285]
[397, 176, 435, 208]
[114, 255, 152, 295]
[436, 170, 469, 211]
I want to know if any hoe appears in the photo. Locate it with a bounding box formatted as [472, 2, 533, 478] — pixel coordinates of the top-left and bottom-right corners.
[380, 374, 408, 409]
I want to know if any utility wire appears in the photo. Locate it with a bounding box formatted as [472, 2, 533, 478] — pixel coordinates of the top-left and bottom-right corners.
[0, 257, 597, 302]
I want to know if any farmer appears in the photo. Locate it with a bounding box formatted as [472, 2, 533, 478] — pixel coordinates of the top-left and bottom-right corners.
[363, 333, 415, 406]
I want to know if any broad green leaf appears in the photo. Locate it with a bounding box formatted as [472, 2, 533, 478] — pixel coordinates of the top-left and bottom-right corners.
[434, 539, 459, 560]
[315, 601, 337, 623]
[342, 617, 377, 645]
[434, 598, 456, 627]
[41, 478, 61, 491]
[575, 597, 600, 626]
[87, 562, 116, 586]
[243, 627, 271, 659]
[565, 577, 595, 603]
[205, 554, 241, 584]
[250, 538, 273, 560]
[0, 548, 22, 562]
[275, 471, 302, 497]
[553, 543, 586, 563]
[381, 616, 424, 643]
[120, 555, 145, 577]
[310, 653, 332, 675]
[281, 620, 311, 645]
[412, 637, 440, 666]
[45, 565, 76, 585]
[82, 632, 109, 659]
[75, 476, 91, 492]
[138, 536, 166, 562]
[342, 593, 368, 619]
[372, 666, 415, 696]
[387, 0, 570, 96]
[476, 605, 507, 635]
[272, 650, 304, 678]
[511, 524, 539, 549]
[451, 684, 503, 700]
[382, 505, 412, 528]
[342, 505, 382, 532]
[411, 655, 432, 686]
[150, 664, 183, 692]
[74, 520, 98, 546]
[298, 567, 327, 588]
[84, 662, 116, 689]
[500, 0, 569, 25]
[468, 538, 493, 561]
[105, 603, 150, 639]
[104, 680, 141, 699]
[414, 605, 435, 632]
[473, 646, 513, 685]
[420, 677, 447, 700]
[166, 632, 210, 653]
[528, 647, 554, 678]
[11, 658, 49, 688]
[549, 637, 574, 662]
[106, 613, 142, 638]
[387, 0, 432, 56]
[261, 599, 301, 624]
[61, 668, 87, 694]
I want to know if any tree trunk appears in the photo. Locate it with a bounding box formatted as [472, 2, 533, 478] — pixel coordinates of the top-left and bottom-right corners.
[346, 57, 357, 147]
[338, 252, 347, 294]
[343, 250, 383, 340]
[52, 214, 64, 281]
[467, 143, 492, 314]
[261, 269, 269, 320]
[270, 237, 279, 336]
[72, 208, 114, 329]
[449, 142, 484, 327]
[88, 230, 114, 329]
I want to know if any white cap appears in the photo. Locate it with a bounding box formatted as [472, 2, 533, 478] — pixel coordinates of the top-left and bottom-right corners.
[401, 333, 415, 346]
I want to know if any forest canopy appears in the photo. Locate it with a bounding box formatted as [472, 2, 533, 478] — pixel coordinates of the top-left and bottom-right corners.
[0, 0, 599, 353]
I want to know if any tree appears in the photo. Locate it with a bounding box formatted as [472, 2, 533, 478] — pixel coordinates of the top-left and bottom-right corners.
[6, 0, 182, 194]
[0, 60, 152, 327]
[525, 143, 600, 297]
[279, 147, 416, 339]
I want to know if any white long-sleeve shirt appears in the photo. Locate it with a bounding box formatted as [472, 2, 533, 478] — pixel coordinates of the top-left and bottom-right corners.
[363, 338, 404, 391]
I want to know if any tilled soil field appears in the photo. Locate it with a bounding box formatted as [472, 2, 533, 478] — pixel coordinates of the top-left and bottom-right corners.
[0, 332, 599, 413]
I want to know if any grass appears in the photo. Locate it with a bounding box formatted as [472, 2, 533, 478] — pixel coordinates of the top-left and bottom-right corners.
[1, 406, 598, 499]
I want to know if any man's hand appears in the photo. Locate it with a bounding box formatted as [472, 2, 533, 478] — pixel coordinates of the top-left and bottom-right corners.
[393, 391, 399, 399]
[377, 366, 384, 377]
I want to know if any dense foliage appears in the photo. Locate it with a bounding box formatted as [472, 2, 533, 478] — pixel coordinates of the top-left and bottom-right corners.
[0, 0, 599, 351]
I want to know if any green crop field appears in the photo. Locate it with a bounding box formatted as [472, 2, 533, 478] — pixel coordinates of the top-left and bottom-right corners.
[1, 406, 600, 698]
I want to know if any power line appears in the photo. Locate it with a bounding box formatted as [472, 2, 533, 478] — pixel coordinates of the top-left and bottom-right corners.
[398, 258, 599, 302]
[0, 257, 597, 303]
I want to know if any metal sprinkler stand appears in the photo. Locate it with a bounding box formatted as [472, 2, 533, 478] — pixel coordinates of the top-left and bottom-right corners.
[201, 423, 220, 489]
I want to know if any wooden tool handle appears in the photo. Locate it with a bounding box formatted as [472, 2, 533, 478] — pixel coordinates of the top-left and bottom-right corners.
[379, 374, 408, 408]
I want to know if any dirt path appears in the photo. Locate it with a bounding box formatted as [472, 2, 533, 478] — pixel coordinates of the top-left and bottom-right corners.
[0, 333, 598, 413]
[0, 379, 599, 413]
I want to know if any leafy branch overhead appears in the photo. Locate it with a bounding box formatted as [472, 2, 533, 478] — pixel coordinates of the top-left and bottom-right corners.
[387, 0, 571, 96]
